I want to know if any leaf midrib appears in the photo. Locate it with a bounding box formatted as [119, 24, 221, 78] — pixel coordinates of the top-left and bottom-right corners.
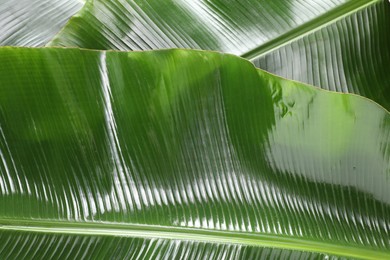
[241, 0, 381, 61]
[1, 1, 387, 259]
[0, 218, 387, 259]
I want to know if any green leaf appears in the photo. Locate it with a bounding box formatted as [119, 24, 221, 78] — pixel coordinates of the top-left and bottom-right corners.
[0, 0, 84, 46]
[47, 0, 390, 110]
[0, 47, 389, 259]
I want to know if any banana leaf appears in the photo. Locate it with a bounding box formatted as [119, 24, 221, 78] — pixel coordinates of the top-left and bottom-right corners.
[0, 47, 389, 259]
[0, 0, 84, 46]
[47, 0, 390, 110]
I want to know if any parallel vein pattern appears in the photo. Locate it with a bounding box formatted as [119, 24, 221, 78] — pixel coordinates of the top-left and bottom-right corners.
[0, 48, 389, 259]
[254, 1, 390, 110]
[0, 231, 338, 260]
[49, 0, 353, 53]
[47, 0, 390, 110]
[0, 0, 84, 46]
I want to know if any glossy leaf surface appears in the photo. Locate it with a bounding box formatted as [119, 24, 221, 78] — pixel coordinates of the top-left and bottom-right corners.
[0, 0, 84, 46]
[254, 1, 390, 112]
[48, 0, 390, 110]
[0, 48, 389, 259]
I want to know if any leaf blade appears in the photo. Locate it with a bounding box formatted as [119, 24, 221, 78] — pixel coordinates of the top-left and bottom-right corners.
[47, 0, 390, 110]
[0, 0, 84, 46]
[0, 47, 389, 258]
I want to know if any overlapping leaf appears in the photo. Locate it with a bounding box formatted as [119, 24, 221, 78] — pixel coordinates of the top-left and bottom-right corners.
[0, 48, 389, 259]
[1, 0, 389, 258]
[47, 0, 390, 110]
[0, 0, 84, 46]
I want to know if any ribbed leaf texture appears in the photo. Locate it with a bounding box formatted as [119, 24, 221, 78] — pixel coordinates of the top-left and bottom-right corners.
[48, 0, 355, 54]
[1, 231, 342, 259]
[0, 0, 84, 46]
[0, 48, 389, 259]
[254, 1, 390, 111]
[1, 231, 347, 259]
[48, 0, 390, 110]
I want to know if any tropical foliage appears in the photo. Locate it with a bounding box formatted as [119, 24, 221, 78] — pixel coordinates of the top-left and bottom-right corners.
[0, 0, 389, 259]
